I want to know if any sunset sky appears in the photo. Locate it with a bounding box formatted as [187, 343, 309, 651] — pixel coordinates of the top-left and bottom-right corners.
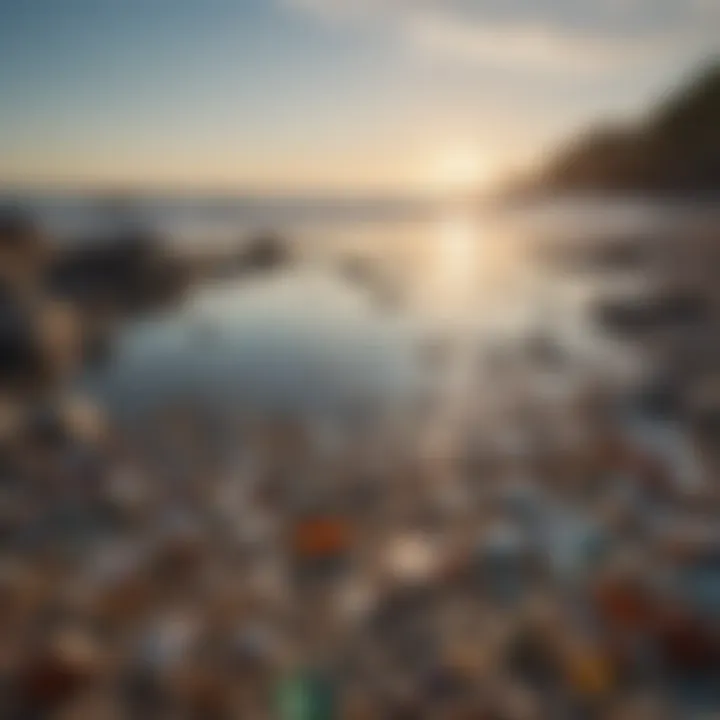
[1, 0, 718, 194]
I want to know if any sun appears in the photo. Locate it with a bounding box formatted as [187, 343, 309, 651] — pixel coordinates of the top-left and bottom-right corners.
[430, 146, 493, 194]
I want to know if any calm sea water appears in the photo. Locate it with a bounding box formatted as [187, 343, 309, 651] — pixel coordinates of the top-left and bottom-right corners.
[16, 193, 702, 430]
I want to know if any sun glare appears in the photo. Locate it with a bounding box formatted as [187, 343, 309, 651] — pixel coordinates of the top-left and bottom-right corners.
[430, 146, 493, 195]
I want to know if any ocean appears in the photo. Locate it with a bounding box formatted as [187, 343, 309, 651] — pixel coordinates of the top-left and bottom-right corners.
[5, 191, 708, 432]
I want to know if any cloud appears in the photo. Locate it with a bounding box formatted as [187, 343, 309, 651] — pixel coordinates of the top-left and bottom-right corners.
[283, 0, 719, 74]
[402, 13, 677, 73]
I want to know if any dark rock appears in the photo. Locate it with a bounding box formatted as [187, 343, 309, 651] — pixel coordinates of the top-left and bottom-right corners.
[237, 233, 293, 275]
[47, 230, 189, 315]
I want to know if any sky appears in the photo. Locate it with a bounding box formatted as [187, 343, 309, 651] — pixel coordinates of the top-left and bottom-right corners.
[0, 0, 718, 194]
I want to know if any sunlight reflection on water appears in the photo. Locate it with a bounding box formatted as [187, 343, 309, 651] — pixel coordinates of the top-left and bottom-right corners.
[80, 202, 640, 430]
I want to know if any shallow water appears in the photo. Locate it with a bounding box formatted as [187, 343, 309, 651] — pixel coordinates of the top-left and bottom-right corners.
[67, 198, 698, 431]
